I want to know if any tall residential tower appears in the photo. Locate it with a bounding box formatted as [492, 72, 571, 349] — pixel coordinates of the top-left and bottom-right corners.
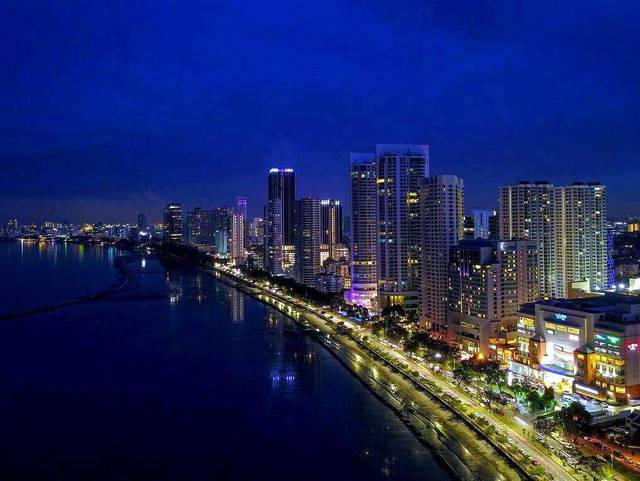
[376, 144, 429, 312]
[499, 181, 556, 298]
[348, 153, 378, 309]
[420, 175, 464, 332]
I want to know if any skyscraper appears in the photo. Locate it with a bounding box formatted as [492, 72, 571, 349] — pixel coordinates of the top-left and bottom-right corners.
[293, 197, 321, 287]
[187, 207, 205, 246]
[264, 199, 283, 274]
[212, 207, 233, 255]
[471, 209, 492, 239]
[349, 153, 378, 309]
[555, 182, 608, 297]
[137, 213, 147, 232]
[448, 239, 538, 356]
[420, 175, 464, 332]
[376, 144, 429, 312]
[320, 199, 343, 260]
[230, 211, 246, 266]
[266, 168, 296, 276]
[499, 181, 556, 298]
[163, 203, 183, 244]
[248, 217, 265, 246]
[237, 196, 248, 247]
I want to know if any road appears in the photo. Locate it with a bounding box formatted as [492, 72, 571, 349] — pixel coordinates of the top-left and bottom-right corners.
[214, 265, 614, 481]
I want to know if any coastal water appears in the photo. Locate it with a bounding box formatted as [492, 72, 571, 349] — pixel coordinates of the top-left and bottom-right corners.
[0, 242, 449, 481]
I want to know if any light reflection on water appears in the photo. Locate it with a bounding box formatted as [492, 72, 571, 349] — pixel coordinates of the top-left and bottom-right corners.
[0, 251, 452, 481]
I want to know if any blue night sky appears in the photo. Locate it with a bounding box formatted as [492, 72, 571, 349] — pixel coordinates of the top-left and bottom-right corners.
[1, 0, 639, 223]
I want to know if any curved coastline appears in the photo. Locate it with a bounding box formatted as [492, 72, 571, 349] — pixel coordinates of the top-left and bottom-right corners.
[0, 253, 134, 321]
[206, 266, 525, 481]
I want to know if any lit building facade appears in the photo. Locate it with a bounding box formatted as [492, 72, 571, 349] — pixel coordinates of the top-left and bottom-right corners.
[293, 197, 321, 287]
[320, 199, 343, 260]
[348, 153, 378, 309]
[420, 175, 464, 332]
[376, 144, 429, 313]
[448, 239, 538, 357]
[163, 203, 183, 244]
[555, 182, 609, 298]
[230, 211, 246, 266]
[499, 181, 556, 298]
[265, 168, 296, 276]
[512, 295, 640, 403]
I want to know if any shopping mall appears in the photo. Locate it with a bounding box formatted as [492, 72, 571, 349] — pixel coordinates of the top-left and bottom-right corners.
[511, 294, 640, 403]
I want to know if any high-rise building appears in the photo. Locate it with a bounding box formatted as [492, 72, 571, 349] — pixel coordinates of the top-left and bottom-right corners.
[187, 207, 205, 246]
[249, 217, 265, 246]
[266, 168, 296, 276]
[320, 199, 343, 260]
[499, 181, 556, 298]
[137, 213, 147, 232]
[348, 153, 378, 309]
[488, 209, 499, 240]
[420, 175, 464, 332]
[212, 207, 233, 255]
[376, 144, 429, 312]
[471, 209, 492, 239]
[237, 196, 248, 247]
[230, 211, 246, 265]
[163, 203, 183, 244]
[293, 197, 321, 286]
[448, 239, 538, 356]
[463, 215, 476, 240]
[555, 182, 609, 297]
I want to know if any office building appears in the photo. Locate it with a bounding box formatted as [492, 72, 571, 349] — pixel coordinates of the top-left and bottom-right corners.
[376, 144, 429, 312]
[163, 203, 183, 244]
[420, 175, 464, 332]
[555, 183, 609, 297]
[348, 153, 378, 309]
[499, 181, 556, 298]
[448, 239, 538, 356]
[293, 197, 321, 286]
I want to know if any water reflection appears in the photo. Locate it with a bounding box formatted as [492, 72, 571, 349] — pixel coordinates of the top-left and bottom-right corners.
[230, 289, 244, 322]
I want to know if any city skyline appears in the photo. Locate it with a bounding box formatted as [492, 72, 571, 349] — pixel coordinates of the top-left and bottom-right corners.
[2, 1, 640, 223]
[4, 3, 640, 480]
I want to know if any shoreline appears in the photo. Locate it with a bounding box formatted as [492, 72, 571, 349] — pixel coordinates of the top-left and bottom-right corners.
[206, 265, 527, 481]
[0, 250, 136, 321]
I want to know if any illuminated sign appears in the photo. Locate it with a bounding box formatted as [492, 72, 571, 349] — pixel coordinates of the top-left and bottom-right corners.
[629, 343, 638, 351]
[554, 313, 568, 322]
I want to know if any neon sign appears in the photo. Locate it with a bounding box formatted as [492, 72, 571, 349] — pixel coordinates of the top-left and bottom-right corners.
[629, 343, 639, 351]
[554, 313, 568, 321]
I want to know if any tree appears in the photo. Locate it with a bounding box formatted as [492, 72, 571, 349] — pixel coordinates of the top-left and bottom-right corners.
[483, 361, 508, 393]
[559, 402, 592, 437]
[453, 364, 473, 385]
